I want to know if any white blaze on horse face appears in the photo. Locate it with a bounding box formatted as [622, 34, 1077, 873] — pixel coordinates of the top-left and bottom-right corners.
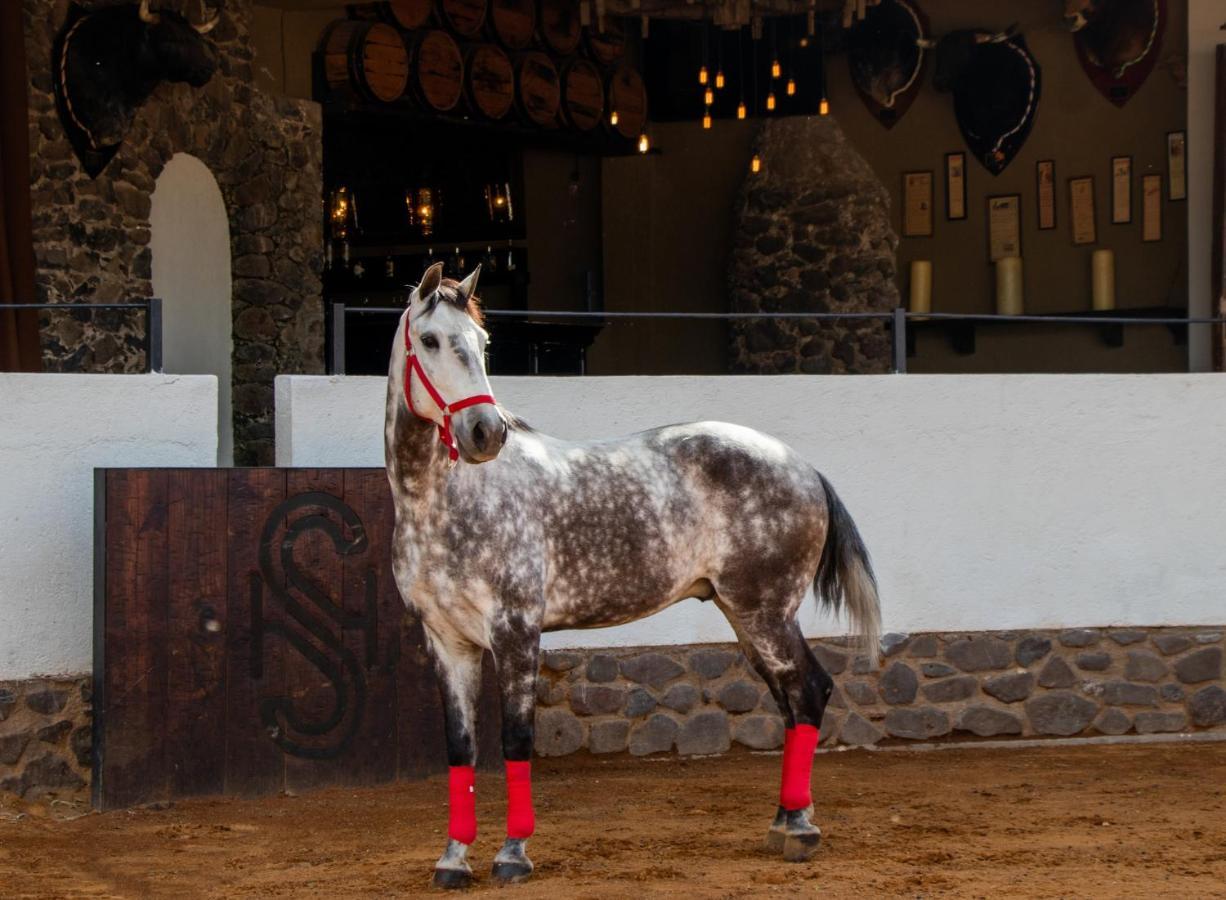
[406, 278, 493, 428]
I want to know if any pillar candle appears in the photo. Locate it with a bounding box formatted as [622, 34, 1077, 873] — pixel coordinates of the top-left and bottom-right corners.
[1092, 249, 1115, 311]
[909, 260, 932, 315]
[995, 256, 1023, 315]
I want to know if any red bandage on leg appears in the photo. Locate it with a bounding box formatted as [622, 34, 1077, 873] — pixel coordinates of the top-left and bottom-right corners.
[448, 765, 477, 844]
[779, 724, 820, 810]
[505, 760, 535, 839]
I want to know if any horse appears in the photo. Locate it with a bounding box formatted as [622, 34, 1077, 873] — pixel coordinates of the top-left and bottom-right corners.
[385, 262, 882, 888]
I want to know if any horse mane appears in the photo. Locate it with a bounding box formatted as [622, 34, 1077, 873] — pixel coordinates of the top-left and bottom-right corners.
[420, 278, 485, 328]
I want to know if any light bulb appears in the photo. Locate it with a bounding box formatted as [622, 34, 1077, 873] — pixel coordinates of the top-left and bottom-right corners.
[699, 65, 709, 85]
[610, 109, 619, 126]
[737, 102, 746, 120]
[786, 78, 796, 96]
[715, 70, 725, 89]
[766, 92, 776, 111]
[771, 59, 781, 79]
[751, 154, 761, 173]
[819, 97, 830, 116]
[702, 112, 712, 129]
[638, 132, 649, 153]
[704, 87, 714, 106]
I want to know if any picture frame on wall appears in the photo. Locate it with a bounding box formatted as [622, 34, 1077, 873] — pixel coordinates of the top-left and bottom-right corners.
[903, 170, 935, 237]
[1142, 173, 1163, 242]
[945, 152, 967, 221]
[987, 194, 1022, 261]
[1036, 159, 1056, 230]
[1069, 175, 1097, 245]
[1167, 130, 1187, 201]
[1111, 156, 1132, 224]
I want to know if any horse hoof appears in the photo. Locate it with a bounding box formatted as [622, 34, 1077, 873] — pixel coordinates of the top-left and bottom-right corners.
[491, 859, 534, 884]
[782, 826, 822, 863]
[765, 805, 787, 853]
[432, 867, 473, 890]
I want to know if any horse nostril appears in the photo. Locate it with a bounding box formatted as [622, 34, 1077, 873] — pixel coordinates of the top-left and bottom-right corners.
[473, 421, 487, 450]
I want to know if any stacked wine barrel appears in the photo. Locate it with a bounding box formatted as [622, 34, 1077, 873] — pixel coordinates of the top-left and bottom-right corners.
[317, 0, 645, 138]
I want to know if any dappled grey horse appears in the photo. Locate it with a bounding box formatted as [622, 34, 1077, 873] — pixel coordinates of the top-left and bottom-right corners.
[385, 263, 882, 888]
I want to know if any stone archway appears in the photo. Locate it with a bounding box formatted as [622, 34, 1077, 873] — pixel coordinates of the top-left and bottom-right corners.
[729, 116, 898, 374]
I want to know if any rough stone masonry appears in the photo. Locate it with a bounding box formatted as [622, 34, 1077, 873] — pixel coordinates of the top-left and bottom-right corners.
[22, 0, 324, 464]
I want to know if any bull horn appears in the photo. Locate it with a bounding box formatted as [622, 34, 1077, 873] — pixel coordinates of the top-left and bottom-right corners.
[194, 0, 220, 33]
[138, 0, 160, 24]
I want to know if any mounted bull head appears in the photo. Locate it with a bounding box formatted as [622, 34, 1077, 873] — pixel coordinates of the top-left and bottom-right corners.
[919, 25, 1041, 175]
[1064, 0, 1162, 77]
[53, 0, 222, 177]
[845, 0, 929, 129]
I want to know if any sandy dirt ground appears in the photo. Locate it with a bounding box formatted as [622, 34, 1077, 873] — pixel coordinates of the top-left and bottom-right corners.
[1, 741, 1224, 899]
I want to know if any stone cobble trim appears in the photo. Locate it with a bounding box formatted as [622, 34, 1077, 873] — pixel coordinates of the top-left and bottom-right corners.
[0, 677, 91, 800]
[534, 627, 1226, 757]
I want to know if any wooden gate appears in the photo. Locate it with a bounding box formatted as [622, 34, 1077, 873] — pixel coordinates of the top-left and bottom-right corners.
[92, 468, 500, 810]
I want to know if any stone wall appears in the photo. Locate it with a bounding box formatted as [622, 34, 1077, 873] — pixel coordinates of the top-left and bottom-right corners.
[533, 627, 1226, 756]
[0, 677, 91, 802]
[23, 0, 324, 464]
[728, 116, 898, 375]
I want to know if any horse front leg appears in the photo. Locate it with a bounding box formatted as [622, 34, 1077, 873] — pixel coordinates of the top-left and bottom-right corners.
[490, 621, 542, 885]
[423, 626, 485, 890]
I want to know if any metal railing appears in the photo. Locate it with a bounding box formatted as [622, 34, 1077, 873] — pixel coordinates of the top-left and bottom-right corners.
[1, 299, 163, 373]
[328, 301, 1226, 375]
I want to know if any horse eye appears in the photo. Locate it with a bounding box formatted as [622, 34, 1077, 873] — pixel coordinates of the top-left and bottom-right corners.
[420, 333, 439, 351]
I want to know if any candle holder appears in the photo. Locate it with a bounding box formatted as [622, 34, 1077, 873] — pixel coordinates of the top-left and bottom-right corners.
[485, 183, 513, 224]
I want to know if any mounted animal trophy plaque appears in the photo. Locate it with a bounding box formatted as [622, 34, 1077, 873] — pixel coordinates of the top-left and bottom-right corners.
[925, 26, 1042, 176]
[53, 0, 222, 177]
[1066, 0, 1165, 107]
[846, 0, 930, 129]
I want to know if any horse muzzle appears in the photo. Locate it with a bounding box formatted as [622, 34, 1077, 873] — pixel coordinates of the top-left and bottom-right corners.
[454, 406, 508, 464]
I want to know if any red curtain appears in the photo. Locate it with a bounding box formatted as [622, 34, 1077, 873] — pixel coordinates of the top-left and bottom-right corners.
[0, 0, 42, 372]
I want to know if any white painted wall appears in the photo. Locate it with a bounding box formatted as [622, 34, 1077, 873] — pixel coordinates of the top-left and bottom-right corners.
[276, 373, 1226, 650]
[0, 375, 218, 680]
[151, 153, 234, 464]
[1187, 3, 1226, 372]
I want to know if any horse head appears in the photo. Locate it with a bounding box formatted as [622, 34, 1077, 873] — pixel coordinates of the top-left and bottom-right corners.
[402, 262, 507, 465]
[55, 0, 221, 176]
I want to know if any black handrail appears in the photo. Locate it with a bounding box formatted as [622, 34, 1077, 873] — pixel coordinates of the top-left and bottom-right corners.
[327, 300, 1226, 375]
[0, 300, 163, 373]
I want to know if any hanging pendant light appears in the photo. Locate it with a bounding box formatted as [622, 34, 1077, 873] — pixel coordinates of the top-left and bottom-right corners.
[786, 78, 796, 97]
[610, 109, 619, 126]
[638, 131, 650, 153]
[751, 153, 761, 173]
[702, 111, 712, 129]
[766, 92, 776, 111]
[737, 101, 747, 120]
[704, 87, 715, 106]
[820, 98, 830, 116]
[715, 69, 725, 89]
[699, 65, 709, 85]
[771, 59, 781, 79]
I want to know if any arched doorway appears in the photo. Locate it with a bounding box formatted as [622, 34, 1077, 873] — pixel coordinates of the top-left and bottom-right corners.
[150, 153, 234, 464]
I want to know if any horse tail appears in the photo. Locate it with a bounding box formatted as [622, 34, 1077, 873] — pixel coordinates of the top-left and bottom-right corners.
[814, 473, 882, 666]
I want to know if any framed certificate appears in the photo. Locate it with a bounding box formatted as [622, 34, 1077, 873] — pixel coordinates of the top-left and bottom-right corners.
[945, 152, 967, 221]
[1111, 156, 1132, 224]
[1069, 176, 1097, 245]
[1036, 160, 1056, 230]
[903, 170, 934, 237]
[1167, 131, 1186, 201]
[1142, 174, 1163, 242]
[987, 194, 1022, 261]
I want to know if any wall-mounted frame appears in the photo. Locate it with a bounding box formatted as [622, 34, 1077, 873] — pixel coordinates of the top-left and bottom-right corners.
[1167, 130, 1186, 201]
[945, 152, 967, 221]
[1111, 155, 1132, 224]
[987, 193, 1022, 262]
[903, 170, 935, 237]
[1069, 175, 1097, 245]
[1142, 173, 1163, 241]
[1036, 159, 1057, 230]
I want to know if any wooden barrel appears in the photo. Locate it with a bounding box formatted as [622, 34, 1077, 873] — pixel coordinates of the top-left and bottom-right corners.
[346, 0, 431, 30]
[319, 20, 409, 104]
[489, 0, 535, 50]
[410, 29, 464, 112]
[538, 0, 581, 55]
[606, 63, 645, 139]
[465, 43, 515, 120]
[586, 21, 626, 67]
[515, 51, 560, 126]
[560, 58, 603, 130]
[438, 0, 486, 38]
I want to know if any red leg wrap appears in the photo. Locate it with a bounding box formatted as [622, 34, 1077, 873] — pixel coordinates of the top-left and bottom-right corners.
[505, 760, 535, 839]
[448, 765, 477, 844]
[779, 724, 820, 810]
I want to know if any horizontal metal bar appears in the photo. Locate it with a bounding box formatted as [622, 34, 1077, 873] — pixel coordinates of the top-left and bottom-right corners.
[909, 313, 1226, 325]
[0, 302, 151, 310]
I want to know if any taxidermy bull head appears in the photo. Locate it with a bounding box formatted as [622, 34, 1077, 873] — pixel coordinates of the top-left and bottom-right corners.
[53, 0, 221, 178]
[845, 0, 929, 129]
[1064, 0, 1161, 78]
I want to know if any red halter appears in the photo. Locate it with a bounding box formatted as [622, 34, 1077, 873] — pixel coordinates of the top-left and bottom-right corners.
[403, 313, 497, 462]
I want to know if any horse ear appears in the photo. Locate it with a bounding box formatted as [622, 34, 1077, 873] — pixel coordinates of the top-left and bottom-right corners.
[457, 264, 482, 301]
[416, 262, 444, 302]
